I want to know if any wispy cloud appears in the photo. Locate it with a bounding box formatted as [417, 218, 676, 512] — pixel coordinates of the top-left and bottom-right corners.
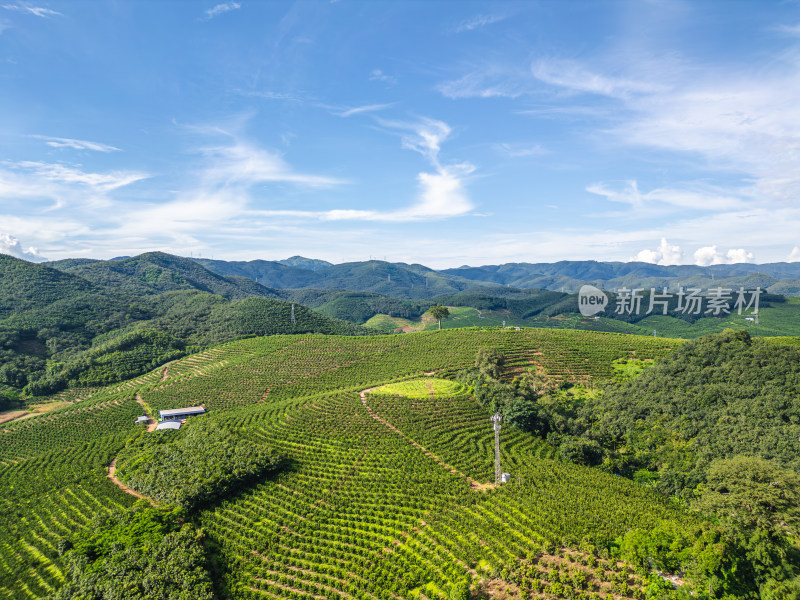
[335, 103, 396, 118]
[586, 180, 746, 215]
[203, 2, 240, 20]
[30, 135, 121, 152]
[205, 118, 475, 223]
[437, 67, 529, 99]
[453, 13, 507, 33]
[2, 2, 60, 17]
[8, 161, 147, 192]
[531, 58, 667, 99]
[369, 69, 397, 85]
[493, 142, 548, 158]
[198, 141, 345, 188]
[378, 117, 452, 166]
[774, 23, 800, 36]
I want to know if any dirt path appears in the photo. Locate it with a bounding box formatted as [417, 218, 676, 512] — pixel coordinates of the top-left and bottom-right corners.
[135, 393, 158, 432]
[359, 388, 494, 492]
[107, 457, 152, 501]
[105, 393, 161, 501]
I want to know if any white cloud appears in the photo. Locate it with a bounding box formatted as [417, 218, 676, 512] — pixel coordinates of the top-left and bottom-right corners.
[586, 180, 745, 215]
[9, 161, 147, 192]
[198, 141, 344, 188]
[0, 232, 45, 261]
[203, 2, 240, 20]
[493, 143, 547, 158]
[631, 237, 683, 265]
[528, 53, 800, 207]
[369, 69, 397, 85]
[30, 135, 120, 152]
[1, 3, 61, 17]
[376, 117, 451, 167]
[244, 117, 476, 223]
[726, 248, 754, 263]
[774, 23, 800, 36]
[531, 58, 668, 99]
[437, 68, 529, 99]
[335, 103, 395, 118]
[453, 13, 507, 33]
[789, 246, 800, 262]
[0, 161, 148, 215]
[693, 245, 754, 266]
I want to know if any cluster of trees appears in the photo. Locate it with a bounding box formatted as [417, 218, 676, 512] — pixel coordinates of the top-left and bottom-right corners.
[116, 420, 284, 510]
[617, 456, 800, 598]
[463, 332, 800, 598]
[50, 502, 214, 600]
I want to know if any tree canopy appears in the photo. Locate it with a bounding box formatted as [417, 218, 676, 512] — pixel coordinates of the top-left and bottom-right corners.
[427, 304, 450, 329]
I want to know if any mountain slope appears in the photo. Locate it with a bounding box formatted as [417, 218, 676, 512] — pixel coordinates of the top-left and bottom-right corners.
[51, 252, 284, 299]
[0, 253, 375, 397]
[198, 257, 501, 298]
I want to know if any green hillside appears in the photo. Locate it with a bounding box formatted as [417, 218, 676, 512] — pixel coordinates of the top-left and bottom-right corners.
[50, 252, 284, 299]
[0, 255, 373, 401]
[5, 328, 789, 599]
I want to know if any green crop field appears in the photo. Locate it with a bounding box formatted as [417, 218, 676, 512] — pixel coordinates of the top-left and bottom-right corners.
[0, 328, 713, 599]
[370, 378, 469, 399]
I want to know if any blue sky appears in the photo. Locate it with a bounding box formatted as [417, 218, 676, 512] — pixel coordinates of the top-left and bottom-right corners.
[2, 0, 800, 267]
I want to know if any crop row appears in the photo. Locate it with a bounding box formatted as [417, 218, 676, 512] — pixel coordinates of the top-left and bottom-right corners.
[138, 329, 678, 414]
[198, 387, 692, 599]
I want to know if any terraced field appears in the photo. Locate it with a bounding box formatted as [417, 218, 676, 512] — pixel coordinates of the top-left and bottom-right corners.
[0, 328, 688, 599]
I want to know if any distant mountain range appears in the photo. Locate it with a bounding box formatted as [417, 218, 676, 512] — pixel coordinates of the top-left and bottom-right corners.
[188, 256, 800, 297]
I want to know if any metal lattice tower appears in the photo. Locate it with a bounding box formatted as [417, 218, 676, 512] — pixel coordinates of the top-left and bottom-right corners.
[491, 412, 502, 484]
[291, 303, 296, 324]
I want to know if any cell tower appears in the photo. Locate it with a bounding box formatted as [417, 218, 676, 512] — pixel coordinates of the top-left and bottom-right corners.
[491, 412, 502, 484]
[291, 303, 296, 324]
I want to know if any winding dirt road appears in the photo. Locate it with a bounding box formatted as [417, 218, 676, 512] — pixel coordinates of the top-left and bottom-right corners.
[106, 393, 158, 501]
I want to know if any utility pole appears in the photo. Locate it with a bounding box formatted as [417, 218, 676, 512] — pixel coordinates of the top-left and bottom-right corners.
[291, 303, 296, 324]
[491, 412, 502, 484]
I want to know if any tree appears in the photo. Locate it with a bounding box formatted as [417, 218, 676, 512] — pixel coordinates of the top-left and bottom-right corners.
[692, 455, 800, 540]
[427, 304, 450, 330]
[474, 347, 504, 379]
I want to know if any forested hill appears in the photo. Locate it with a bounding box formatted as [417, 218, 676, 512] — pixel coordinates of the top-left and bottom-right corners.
[0, 254, 374, 402]
[48, 251, 285, 299]
[591, 330, 800, 494]
[190, 255, 800, 296]
[195, 257, 504, 299]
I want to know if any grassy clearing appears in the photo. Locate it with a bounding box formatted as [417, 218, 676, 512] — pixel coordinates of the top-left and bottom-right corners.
[370, 377, 470, 398]
[364, 313, 418, 332]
